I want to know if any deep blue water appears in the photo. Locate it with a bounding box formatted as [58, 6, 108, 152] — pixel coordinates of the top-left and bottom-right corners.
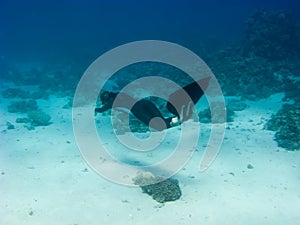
[0, 0, 299, 66]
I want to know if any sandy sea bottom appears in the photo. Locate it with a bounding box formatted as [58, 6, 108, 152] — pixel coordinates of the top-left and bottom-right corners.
[0, 83, 300, 225]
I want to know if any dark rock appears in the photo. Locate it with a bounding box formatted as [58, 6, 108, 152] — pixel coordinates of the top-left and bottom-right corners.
[25, 124, 35, 130]
[6, 122, 15, 130]
[247, 164, 254, 169]
[280, 71, 300, 104]
[265, 104, 300, 151]
[140, 178, 182, 203]
[1, 88, 31, 99]
[27, 110, 51, 126]
[16, 117, 32, 123]
[1, 87, 49, 100]
[7, 100, 38, 113]
[133, 172, 182, 203]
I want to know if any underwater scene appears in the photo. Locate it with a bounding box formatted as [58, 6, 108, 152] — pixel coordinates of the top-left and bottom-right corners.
[0, 0, 300, 224]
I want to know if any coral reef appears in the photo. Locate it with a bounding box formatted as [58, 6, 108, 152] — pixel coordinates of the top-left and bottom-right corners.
[15, 117, 32, 124]
[140, 178, 182, 203]
[7, 100, 38, 113]
[242, 9, 300, 60]
[265, 104, 300, 151]
[6, 98, 52, 128]
[133, 172, 182, 203]
[264, 68, 299, 151]
[2, 87, 49, 100]
[27, 110, 51, 126]
[207, 49, 286, 99]
[3, 63, 80, 98]
[206, 9, 300, 100]
[14, 111, 51, 128]
[280, 69, 300, 104]
[2, 88, 31, 99]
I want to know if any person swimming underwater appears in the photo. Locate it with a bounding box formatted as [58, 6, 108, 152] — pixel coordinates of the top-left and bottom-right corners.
[95, 77, 211, 131]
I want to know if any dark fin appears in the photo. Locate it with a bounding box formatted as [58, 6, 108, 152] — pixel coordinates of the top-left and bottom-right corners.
[167, 77, 211, 118]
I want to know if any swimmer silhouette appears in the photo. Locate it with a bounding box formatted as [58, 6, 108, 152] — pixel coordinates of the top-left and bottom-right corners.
[95, 77, 211, 131]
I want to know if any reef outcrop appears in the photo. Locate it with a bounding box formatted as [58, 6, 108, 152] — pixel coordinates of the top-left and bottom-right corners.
[133, 172, 182, 203]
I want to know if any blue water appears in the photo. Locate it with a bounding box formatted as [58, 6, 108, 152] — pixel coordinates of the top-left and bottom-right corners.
[1, 0, 299, 65]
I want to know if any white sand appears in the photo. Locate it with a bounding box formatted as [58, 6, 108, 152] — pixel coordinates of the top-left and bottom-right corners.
[0, 85, 300, 225]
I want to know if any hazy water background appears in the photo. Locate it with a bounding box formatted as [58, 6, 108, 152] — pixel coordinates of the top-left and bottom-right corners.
[1, 0, 299, 69]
